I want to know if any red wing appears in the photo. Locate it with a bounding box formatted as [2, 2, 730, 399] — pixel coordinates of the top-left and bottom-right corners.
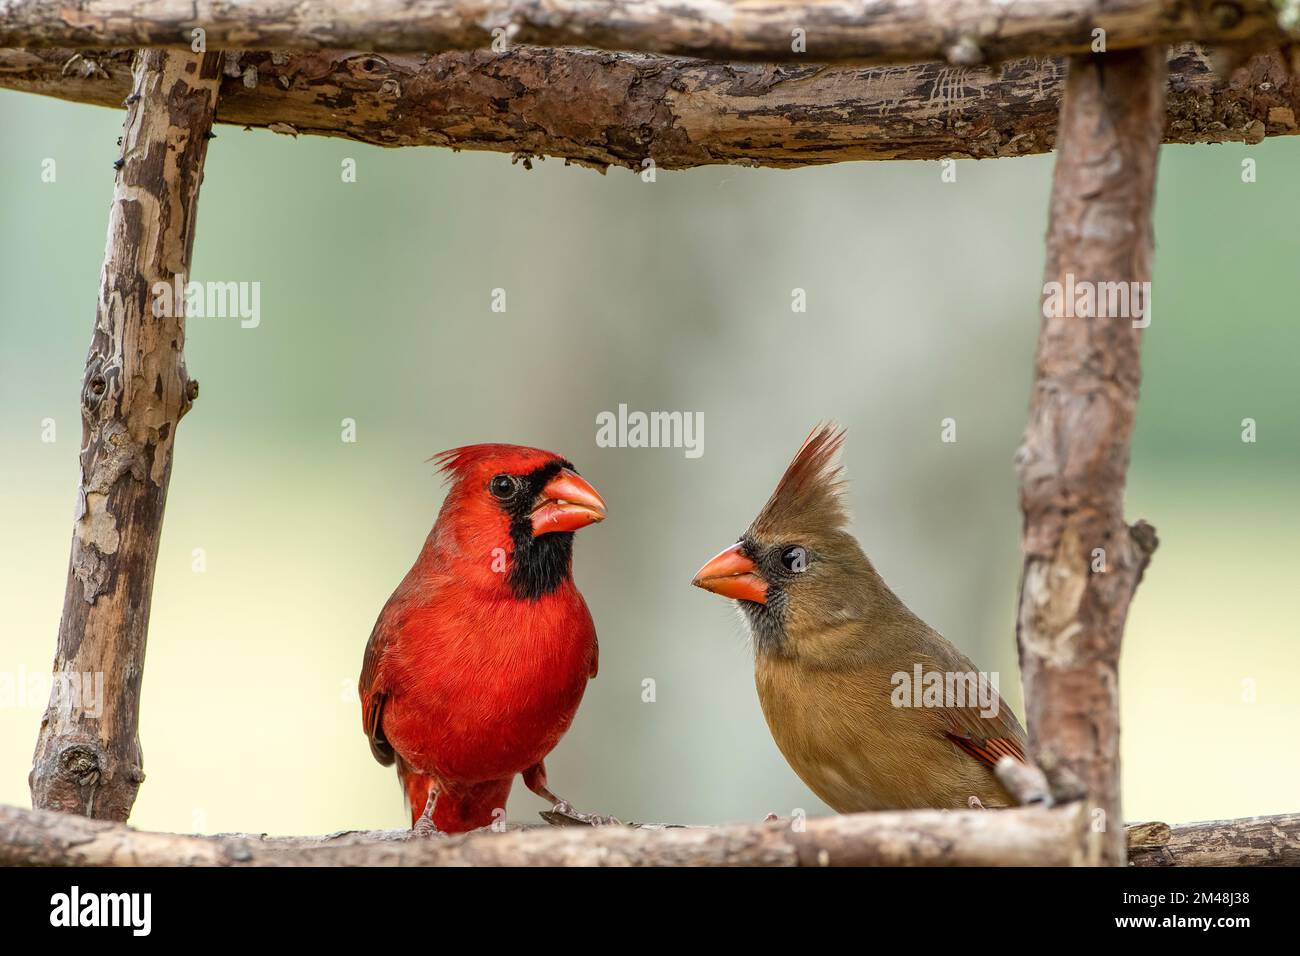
[359, 613, 396, 767]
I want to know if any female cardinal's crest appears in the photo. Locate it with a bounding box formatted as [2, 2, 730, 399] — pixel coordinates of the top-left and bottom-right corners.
[751, 423, 849, 535]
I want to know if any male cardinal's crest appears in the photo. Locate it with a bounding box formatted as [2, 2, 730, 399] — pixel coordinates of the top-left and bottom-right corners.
[359, 443, 607, 832]
[693, 424, 1028, 812]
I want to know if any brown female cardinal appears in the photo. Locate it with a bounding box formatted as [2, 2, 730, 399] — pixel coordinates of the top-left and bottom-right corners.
[691, 424, 1027, 812]
[359, 444, 607, 833]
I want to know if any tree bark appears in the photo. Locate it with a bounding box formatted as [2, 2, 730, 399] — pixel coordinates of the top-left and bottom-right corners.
[1015, 47, 1166, 866]
[28, 49, 221, 822]
[1127, 813, 1300, 866]
[1, 45, 1295, 170]
[1, 803, 1294, 866]
[0, 0, 1287, 64]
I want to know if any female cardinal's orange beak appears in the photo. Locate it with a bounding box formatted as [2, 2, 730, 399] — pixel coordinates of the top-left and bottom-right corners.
[530, 468, 607, 536]
[692, 543, 768, 605]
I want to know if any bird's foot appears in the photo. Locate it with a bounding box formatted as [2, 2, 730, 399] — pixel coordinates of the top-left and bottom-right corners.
[408, 790, 447, 838]
[408, 817, 448, 839]
[539, 800, 621, 827]
[968, 796, 987, 811]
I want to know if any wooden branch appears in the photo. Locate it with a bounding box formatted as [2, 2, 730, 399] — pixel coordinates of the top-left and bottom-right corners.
[2, 803, 1294, 866]
[0, 0, 1289, 64]
[1014, 48, 1166, 866]
[1127, 813, 1300, 867]
[28, 49, 221, 822]
[0, 802, 1092, 866]
[1, 45, 1297, 170]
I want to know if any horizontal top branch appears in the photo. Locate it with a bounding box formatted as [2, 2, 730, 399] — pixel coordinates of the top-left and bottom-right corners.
[4, 45, 1296, 170]
[0, 0, 1291, 65]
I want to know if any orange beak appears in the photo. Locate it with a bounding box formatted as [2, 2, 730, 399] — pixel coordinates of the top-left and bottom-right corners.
[692, 543, 768, 605]
[530, 468, 607, 536]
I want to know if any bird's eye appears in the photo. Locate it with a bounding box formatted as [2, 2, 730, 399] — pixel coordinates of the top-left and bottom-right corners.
[780, 546, 809, 573]
[489, 474, 518, 500]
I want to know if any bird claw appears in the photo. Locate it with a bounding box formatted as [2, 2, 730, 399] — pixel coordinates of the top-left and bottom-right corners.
[408, 817, 447, 839]
[408, 790, 447, 837]
[968, 796, 987, 811]
[539, 800, 621, 827]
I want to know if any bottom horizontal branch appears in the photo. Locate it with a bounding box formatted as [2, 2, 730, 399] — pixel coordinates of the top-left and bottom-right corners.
[4, 803, 1089, 866]
[2, 804, 1295, 867]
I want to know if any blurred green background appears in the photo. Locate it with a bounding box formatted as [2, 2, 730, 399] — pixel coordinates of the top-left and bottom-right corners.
[1, 86, 1296, 836]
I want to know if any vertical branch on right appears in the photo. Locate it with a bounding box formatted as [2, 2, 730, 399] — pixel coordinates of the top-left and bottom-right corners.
[1016, 47, 1165, 866]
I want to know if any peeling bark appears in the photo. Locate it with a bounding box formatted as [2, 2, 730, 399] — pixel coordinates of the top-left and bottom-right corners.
[28, 48, 221, 823]
[0, 45, 1296, 170]
[1015, 48, 1166, 866]
[0, 0, 1288, 65]
[1127, 813, 1300, 866]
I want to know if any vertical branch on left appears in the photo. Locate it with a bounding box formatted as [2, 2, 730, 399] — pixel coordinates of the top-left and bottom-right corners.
[30, 49, 222, 821]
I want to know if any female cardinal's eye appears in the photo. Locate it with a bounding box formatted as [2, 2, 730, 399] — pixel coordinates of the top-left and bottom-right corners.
[489, 474, 518, 500]
[780, 546, 809, 573]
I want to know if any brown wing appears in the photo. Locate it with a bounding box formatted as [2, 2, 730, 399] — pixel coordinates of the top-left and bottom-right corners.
[359, 613, 396, 767]
[906, 641, 1029, 774]
[941, 699, 1028, 771]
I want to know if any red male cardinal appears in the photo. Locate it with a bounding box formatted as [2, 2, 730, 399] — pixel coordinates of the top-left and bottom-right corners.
[692, 424, 1027, 811]
[359, 444, 606, 833]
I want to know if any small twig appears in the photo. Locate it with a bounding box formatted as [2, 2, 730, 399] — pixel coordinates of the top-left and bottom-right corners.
[996, 757, 1053, 807]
